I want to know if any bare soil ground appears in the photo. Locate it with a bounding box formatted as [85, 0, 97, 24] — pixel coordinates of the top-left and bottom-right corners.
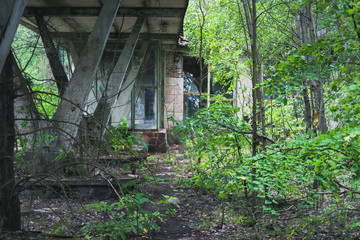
[140, 151, 238, 240]
[2, 145, 360, 239]
[0, 147, 236, 240]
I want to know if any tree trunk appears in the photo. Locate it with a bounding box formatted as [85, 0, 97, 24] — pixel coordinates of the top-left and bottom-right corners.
[307, 5, 328, 134]
[295, 10, 313, 133]
[311, 80, 328, 134]
[297, 5, 328, 190]
[250, 0, 261, 223]
[0, 52, 21, 232]
[197, 0, 206, 110]
[302, 80, 312, 133]
[242, 0, 265, 224]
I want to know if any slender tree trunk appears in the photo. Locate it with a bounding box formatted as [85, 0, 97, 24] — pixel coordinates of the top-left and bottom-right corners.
[198, 0, 206, 110]
[250, 0, 264, 223]
[295, 10, 313, 132]
[347, 1, 360, 40]
[307, 5, 328, 134]
[297, 5, 328, 190]
[0, 52, 21, 232]
[242, 0, 265, 146]
[242, 0, 265, 224]
[250, 0, 260, 153]
[311, 80, 328, 134]
[257, 51, 265, 138]
[302, 80, 312, 133]
[291, 92, 298, 119]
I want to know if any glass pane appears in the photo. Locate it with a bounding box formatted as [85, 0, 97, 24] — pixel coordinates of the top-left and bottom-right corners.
[136, 49, 156, 87]
[134, 88, 157, 129]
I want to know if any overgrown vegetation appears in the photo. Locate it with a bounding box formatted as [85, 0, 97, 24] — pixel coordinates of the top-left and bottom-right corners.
[171, 0, 360, 238]
[80, 194, 162, 240]
[173, 99, 360, 236]
[1, 0, 360, 238]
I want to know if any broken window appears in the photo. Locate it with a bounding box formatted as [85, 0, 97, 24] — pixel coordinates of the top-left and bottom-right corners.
[134, 88, 157, 129]
[110, 45, 159, 130]
[132, 48, 157, 130]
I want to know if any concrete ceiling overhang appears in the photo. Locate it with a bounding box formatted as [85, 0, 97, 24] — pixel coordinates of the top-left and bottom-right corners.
[21, 0, 189, 46]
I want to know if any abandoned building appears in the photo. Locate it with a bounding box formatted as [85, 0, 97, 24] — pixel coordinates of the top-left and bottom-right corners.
[0, 0, 192, 154]
[0, 0, 254, 203]
[2, 0, 252, 156]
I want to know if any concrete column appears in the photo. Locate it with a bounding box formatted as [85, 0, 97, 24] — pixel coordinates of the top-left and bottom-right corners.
[164, 52, 184, 129]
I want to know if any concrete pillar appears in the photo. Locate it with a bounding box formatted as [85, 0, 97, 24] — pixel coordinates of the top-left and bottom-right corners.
[164, 52, 184, 129]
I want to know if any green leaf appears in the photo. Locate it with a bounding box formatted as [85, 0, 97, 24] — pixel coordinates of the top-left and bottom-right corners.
[219, 191, 227, 199]
[262, 205, 272, 211]
[271, 209, 280, 216]
[351, 220, 360, 228]
[333, 193, 341, 202]
[21, 121, 28, 127]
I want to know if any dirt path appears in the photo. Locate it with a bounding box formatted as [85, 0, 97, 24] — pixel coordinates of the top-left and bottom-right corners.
[3, 147, 359, 240]
[141, 154, 237, 240]
[0, 150, 238, 239]
[142, 161, 194, 240]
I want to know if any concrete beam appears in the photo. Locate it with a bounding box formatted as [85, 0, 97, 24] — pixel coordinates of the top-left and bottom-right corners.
[52, 0, 122, 151]
[35, 14, 69, 96]
[92, 16, 144, 134]
[49, 32, 179, 41]
[0, 0, 27, 72]
[23, 7, 185, 18]
[66, 39, 80, 67]
[111, 41, 149, 126]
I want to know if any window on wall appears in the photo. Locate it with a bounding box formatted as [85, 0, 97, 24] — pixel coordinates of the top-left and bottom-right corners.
[132, 48, 158, 130]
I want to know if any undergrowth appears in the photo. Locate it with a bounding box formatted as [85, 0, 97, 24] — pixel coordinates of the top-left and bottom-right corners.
[171, 97, 360, 239]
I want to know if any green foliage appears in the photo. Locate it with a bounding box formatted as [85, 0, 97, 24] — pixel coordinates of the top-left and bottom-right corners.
[157, 195, 180, 217]
[173, 100, 250, 197]
[265, 99, 305, 139]
[107, 119, 148, 176]
[50, 218, 70, 235]
[173, 98, 360, 216]
[184, 0, 246, 86]
[12, 25, 50, 80]
[285, 202, 360, 239]
[80, 193, 162, 239]
[12, 25, 61, 117]
[329, 73, 360, 128]
[108, 118, 148, 154]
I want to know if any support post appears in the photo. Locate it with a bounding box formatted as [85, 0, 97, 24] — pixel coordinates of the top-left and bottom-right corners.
[67, 39, 80, 67]
[92, 16, 144, 134]
[0, 52, 21, 231]
[52, 0, 122, 152]
[0, 0, 27, 72]
[35, 15, 69, 96]
[207, 65, 210, 107]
